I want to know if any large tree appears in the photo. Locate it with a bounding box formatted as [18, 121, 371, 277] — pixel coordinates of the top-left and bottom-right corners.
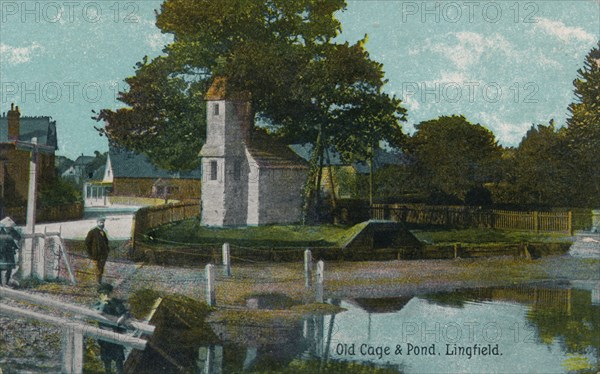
[407, 115, 502, 201]
[564, 41, 600, 206]
[96, 0, 406, 176]
[510, 121, 572, 207]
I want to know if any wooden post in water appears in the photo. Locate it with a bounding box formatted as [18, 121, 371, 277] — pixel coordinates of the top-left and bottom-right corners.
[222, 243, 231, 277]
[205, 264, 216, 306]
[304, 249, 312, 288]
[316, 260, 324, 303]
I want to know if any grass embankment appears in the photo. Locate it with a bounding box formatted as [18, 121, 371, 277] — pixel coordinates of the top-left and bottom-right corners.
[412, 228, 572, 245]
[149, 219, 354, 247]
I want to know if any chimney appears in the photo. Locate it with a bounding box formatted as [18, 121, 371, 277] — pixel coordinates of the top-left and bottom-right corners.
[7, 103, 20, 141]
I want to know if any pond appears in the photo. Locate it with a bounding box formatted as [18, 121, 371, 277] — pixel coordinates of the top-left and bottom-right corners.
[127, 282, 600, 374]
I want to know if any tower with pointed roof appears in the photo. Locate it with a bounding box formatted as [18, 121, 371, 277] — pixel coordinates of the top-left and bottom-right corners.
[200, 78, 307, 226]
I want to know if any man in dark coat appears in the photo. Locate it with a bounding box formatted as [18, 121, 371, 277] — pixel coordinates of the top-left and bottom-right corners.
[86, 217, 109, 283]
[94, 283, 129, 374]
[0, 233, 18, 286]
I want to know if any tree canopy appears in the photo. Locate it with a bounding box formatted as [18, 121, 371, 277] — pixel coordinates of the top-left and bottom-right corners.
[95, 0, 406, 172]
[564, 41, 600, 206]
[407, 115, 502, 201]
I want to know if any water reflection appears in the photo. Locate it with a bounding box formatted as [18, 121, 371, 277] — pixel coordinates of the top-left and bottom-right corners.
[129, 283, 600, 373]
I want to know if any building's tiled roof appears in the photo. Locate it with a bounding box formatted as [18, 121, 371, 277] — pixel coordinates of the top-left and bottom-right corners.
[0, 116, 58, 149]
[289, 144, 408, 174]
[109, 148, 202, 179]
[245, 131, 308, 170]
[74, 155, 96, 165]
[205, 77, 251, 101]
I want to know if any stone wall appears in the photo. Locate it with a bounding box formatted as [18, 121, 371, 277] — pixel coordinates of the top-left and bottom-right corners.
[201, 157, 226, 226]
[257, 168, 306, 225]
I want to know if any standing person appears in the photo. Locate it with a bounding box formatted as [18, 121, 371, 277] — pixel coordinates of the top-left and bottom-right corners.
[86, 217, 109, 284]
[94, 283, 129, 374]
[0, 234, 18, 287]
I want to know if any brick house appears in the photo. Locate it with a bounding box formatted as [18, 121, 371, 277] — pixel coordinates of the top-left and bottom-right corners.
[200, 79, 308, 226]
[0, 104, 57, 210]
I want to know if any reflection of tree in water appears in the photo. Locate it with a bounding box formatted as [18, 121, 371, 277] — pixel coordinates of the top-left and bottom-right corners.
[425, 286, 599, 372]
[525, 289, 599, 362]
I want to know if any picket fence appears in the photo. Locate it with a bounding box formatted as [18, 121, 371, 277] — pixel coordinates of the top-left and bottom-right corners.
[371, 204, 573, 234]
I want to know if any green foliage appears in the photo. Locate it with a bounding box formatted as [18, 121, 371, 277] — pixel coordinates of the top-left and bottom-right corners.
[96, 0, 406, 181]
[95, 56, 206, 171]
[407, 115, 502, 200]
[507, 121, 573, 206]
[38, 177, 81, 207]
[564, 41, 600, 207]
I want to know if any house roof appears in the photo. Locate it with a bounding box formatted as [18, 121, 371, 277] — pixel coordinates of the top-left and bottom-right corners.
[245, 131, 308, 170]
[289, 144, 408, 174]
[74, 155, 96, 165]
[0, 116, 58, 149]
[108, 148, 202, 179]
[205, 77, 251, 101]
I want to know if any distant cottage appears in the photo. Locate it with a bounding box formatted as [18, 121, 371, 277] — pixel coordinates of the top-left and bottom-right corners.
[200, 79, 308, 226]
[85, 147, 201, 206]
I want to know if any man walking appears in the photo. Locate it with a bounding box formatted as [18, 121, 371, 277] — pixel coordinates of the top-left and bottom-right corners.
[86, 217, 109, 284]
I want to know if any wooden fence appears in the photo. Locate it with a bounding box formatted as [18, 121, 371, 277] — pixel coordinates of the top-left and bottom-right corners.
[131, 202, 200, 248]
[3, 202, 84, 224]
[371, 204, 573, 234]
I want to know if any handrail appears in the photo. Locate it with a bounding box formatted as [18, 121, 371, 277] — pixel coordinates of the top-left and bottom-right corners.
[0, 287, 154, 335]
[0, 303, 147, 350]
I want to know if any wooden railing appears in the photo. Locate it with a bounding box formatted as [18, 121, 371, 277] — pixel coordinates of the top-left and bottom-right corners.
[131, 202, 200, 248]
[0, 287, 153, 374]
[371, 204, 573, 234]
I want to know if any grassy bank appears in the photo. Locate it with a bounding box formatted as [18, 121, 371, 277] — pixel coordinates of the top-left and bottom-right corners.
[149, 219, 352, 247]
[412, 228, 572, 245]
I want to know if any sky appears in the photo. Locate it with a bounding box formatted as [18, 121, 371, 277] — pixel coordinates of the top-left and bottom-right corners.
[0, 0, 598, 160]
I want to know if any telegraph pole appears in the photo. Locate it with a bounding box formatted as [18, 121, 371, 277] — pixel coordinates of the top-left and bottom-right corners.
[16, 138, 54, 280]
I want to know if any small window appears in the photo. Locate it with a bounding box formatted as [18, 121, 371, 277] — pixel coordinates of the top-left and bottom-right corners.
[233, 160, 241, 181]
[210, 160, 218, 180]
[213, 103, 220, 116]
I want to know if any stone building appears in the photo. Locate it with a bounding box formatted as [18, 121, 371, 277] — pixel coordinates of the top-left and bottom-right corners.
[0, 104, 57, 210]
[200, 79, 308, 226]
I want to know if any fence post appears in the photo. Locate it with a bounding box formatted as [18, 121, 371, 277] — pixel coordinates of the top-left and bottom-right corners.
[62, 324, 83, 374]
[316, 260, 324, 303]
[453, 244, 461, 259]
[567, 211, 573, 236]
[304, 249, 312, 288]
[533, 211, 539, 233]
[222, 243, 231, 277]
[205, 264, 216, 307]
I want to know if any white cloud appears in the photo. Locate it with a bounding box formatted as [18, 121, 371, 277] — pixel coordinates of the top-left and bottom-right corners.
[477, 113, 532, 146]
[419, 31, 514, 70]
[534, 17, 596, 44]
[416, 31, 561, 71]
[146, 32, 172, 51]
[0, 43, 43, 65]
[402, 94, 421, 111]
